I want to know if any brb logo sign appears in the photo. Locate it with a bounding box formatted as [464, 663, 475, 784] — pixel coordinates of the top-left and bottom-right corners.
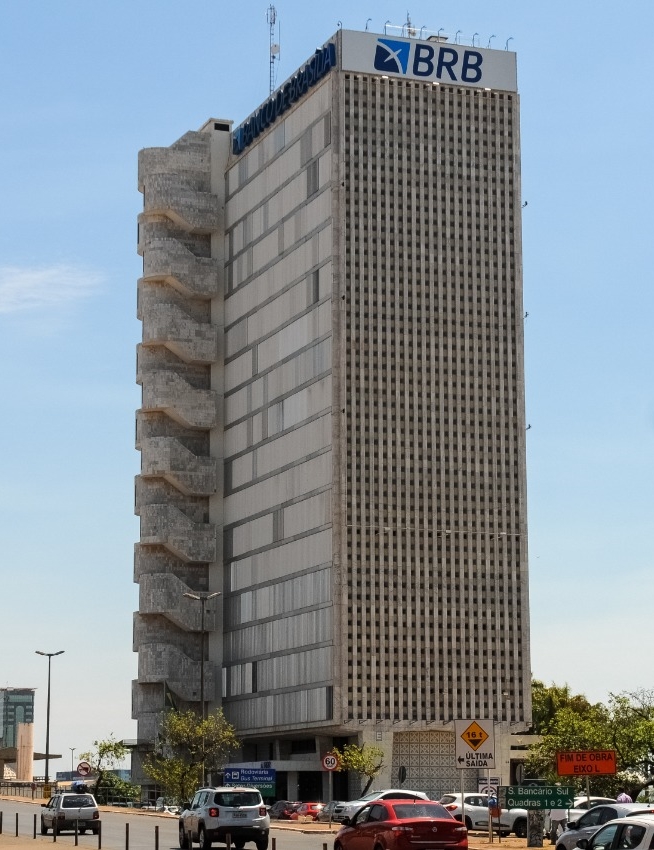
[374, 37, 483, 84]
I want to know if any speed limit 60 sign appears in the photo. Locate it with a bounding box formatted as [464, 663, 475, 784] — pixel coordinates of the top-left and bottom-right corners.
[322, 753, 340, 771]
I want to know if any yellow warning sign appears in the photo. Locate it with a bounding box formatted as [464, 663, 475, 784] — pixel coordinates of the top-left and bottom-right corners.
[460, 721, 489, 751]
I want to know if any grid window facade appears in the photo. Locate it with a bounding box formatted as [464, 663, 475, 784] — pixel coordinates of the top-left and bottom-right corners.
[339, 74, 529, 725]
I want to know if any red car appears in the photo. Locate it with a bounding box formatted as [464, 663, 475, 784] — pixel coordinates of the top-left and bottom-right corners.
[334, 799, 468, 850]
[289, 802, 325, 821]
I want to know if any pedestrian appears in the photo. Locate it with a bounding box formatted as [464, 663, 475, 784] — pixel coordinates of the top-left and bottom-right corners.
[549, 806, 568, 844]
[617, 789, 633, 803]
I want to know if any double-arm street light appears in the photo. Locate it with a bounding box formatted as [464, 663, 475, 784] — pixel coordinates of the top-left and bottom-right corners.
[35, 650, 64, 784]
[183, 592, 220, 719]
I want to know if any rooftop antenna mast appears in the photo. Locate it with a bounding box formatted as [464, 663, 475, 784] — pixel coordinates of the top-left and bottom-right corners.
[267, 5, 280, 95]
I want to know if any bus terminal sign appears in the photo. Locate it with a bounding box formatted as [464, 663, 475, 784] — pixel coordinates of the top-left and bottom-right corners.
[556, 751, 617, 776]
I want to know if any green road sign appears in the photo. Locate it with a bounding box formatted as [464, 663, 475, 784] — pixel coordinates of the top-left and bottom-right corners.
[499, 786, 575, 809]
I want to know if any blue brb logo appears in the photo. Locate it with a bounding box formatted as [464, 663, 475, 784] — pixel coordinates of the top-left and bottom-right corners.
[374, 38, 411, 74]
[374, 37, 483, 84]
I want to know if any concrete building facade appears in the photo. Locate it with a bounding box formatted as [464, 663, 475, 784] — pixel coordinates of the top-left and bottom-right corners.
[133, 28, 531, 799]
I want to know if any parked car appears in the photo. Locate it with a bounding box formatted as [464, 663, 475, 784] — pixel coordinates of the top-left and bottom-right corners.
[178, 786, 270, 850]
[268, 800, 299, 820]
[289, 802, 324, 821]
[440, 792, 528, 837]
[333, 789, 429, 823]
[576, 814, 654, 850]
[334, 799, 468, 850]
[40, 792, 101, 835]
[555, 804, 654, 850]
[546, 797, 618, 837]
[316, 801, 341, 822]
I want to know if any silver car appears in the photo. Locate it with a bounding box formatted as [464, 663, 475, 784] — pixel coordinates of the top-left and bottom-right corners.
[556, 804, 654, 850]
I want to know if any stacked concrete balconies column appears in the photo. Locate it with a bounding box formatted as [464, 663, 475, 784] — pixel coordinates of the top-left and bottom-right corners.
[133, 121, 232, 764]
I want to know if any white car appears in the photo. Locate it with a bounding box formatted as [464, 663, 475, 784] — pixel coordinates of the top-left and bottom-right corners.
[546, 797, 618, 837]
[41, 792, 101, 835]
[440, 792, 528, 837]
[333, 789, 429, 823]
[555, 804, 654, 850]
[575, 814, 654, 850]
[178, 786, 270, 850]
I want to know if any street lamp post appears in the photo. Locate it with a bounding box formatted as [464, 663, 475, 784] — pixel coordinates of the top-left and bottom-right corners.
[70, 748, 76, 775]
[183, 591, 220, 787]
[35, 650, 65, 785]
[183, 592, 220, 720]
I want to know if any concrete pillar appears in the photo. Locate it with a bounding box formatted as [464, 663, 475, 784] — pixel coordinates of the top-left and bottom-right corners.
[16, 722, 34, 781]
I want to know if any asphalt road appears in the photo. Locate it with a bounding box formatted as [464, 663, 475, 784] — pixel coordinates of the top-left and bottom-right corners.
[0, 801, 337, 850]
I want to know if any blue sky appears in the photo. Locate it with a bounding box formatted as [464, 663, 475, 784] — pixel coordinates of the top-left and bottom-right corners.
[1, 1, 652, 771]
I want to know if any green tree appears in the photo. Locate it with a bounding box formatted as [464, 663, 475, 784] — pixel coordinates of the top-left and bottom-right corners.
[531, 680, 596, 734]
[527, 686, 654, 801]
[93, 772, 140, 806]
[143, 709, 240, 805]
[331, 743, 385, 795]
[79, 735, 129, 801]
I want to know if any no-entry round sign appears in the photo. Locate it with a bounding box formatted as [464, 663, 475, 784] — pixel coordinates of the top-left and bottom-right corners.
[322, 753, 340, 771]
[77, 761, 91, 776]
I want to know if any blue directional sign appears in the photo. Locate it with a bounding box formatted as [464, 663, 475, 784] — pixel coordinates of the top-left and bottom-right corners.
[223, 768, 276, 795]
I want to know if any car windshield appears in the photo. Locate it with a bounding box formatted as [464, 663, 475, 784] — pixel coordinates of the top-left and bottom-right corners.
[62, 796, 94, 808]
[213, 792, 260, 807]
[357, 793, 383, 802]
[393, 803, 451, 819]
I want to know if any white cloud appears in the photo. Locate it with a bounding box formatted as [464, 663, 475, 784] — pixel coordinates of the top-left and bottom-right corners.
[0, 264, 103, 314]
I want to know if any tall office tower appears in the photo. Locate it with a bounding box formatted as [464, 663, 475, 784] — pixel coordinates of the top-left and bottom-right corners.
[133, 29, 530, 797]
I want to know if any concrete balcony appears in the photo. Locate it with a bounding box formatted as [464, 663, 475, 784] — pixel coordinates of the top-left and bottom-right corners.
[139, 370, 218, 429]
[138, 573, 220, 631]
[139, 503, 216, 563]
[142, 173, 219, 233]
[140, 298, 218, 364]
[140, 436, 218, 496]
[137, 642, 216, 704]
[141, 238, 220, 298]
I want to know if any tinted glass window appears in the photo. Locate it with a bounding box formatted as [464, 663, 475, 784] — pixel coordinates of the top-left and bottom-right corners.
[440, 796, 457, 804]
[393, 803, 452, 819]
[598, 809, 618, 824]
[368, 805, 386, 822]
[62, 796, 95, 808]
[590, 824, 620, 850]
[353, 807, 371, 825]
[619, 825, 646, 848]
[581, 809, 608, 827]
[213, 792, 261, 807]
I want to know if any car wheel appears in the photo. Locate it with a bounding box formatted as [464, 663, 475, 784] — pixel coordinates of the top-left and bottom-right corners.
[179, 823, 189, 849]
[465, 816, 472, 830]
[233, 842, 245, 850]
[255, 837, 268, 850]
[514, 818, 528, 838]
[92, 826, 100, 835]
[40, 819, 48, 836]
[79, 827, 86, 834]
[198, 826, 211, 850]
[334, 844, 343, 850]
